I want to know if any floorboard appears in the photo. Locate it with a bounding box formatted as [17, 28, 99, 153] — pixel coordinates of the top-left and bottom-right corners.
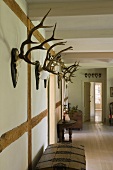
[65, 122, 113, 170]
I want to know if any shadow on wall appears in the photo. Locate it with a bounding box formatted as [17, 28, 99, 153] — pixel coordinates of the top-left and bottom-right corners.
[32, 145, 44, 170]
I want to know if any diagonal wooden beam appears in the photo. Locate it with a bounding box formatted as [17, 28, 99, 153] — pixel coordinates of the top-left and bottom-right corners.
[3, 0, 55, 55]
[0, 110, 48, 153]
[0, 122, 28, 153]
[31, 110, 48, 129]
[0, 98, 62, 153]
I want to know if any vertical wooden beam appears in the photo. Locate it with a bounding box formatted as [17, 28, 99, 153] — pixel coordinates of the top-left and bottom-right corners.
[27, 19, 32, 170]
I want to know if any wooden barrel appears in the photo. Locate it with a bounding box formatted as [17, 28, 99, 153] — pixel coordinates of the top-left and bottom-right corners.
[35, 143, 86, 170]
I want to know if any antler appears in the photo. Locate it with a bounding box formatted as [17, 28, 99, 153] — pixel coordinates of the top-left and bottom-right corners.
[24, 24, 62, 64]
[44, 46, 73, 74]
[21, 23, 62, 65]
[62, 62, 80, 82]
[18, 9, 62, 65]
[54, 46, 73, 65]
[43, 41, 67, 73]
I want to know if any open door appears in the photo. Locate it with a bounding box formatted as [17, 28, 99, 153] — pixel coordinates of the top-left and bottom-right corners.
[84, 82, 90, 121]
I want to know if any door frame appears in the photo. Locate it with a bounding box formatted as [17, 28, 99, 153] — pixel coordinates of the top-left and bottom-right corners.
[84, 81, 103, 122]
[48, 74, 56, 144]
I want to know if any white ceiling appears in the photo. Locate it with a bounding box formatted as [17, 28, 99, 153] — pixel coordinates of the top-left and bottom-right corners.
[26, 0, 113, 68]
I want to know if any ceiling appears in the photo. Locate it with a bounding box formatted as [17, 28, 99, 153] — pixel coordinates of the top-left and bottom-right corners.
[26, 0, 113, 68]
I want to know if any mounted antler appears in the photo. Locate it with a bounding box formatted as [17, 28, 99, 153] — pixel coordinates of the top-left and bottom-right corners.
[11, 8, 79, 90]
[19, 9, 53, 63]
[11, 9, 53, 88]
[22, 23, 63, 65]
[43, 45, 73, 74]
[62, 61, 80, 83]
[43, 41, 67, 73]
[18, 8, 61, 65]
[11, 9, 62, 88]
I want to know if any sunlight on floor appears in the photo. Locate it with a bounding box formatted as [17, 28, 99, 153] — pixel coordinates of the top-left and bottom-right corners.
[95, 110, 102, 122]
[90, 110, 102, 123]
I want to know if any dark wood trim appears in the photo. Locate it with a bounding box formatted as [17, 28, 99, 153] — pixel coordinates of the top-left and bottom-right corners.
[0, 122, 28, 153]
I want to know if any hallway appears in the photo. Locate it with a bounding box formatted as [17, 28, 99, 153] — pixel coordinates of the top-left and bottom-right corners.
[67, 122, 113, 170]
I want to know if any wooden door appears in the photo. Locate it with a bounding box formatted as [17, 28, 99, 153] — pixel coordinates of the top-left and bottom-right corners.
[84, 82, 90, 121]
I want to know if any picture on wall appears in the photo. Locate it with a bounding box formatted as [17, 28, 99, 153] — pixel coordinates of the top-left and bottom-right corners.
[110, 87, 113, 97]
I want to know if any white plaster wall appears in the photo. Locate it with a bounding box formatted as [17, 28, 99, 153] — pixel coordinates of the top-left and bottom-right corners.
[0, 133, 28, 170]
[0, 1, 27, 135]
[32, 117, 48, 169]
[30, 24, 49, 168]
[31, 21, 48, 115]
[31, 49, 48, 116]
[0, 1, 28, 170]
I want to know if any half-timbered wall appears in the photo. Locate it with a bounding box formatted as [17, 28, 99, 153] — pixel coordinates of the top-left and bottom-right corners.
[0, 1, 62, 170]
[0, 1, 28, 170]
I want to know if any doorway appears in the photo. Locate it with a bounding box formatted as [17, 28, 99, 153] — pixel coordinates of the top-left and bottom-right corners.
[90, 82, 102, 122]
[84, 82, 102, 123]
[94, 82, 102, 122]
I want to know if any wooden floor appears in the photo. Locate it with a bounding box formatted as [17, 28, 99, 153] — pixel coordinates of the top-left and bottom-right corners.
[65, 122, 113, 170]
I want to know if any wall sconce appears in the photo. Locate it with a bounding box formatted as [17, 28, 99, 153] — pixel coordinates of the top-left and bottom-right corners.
[85, 73, 101, 78]
[40, 70, 50, 88]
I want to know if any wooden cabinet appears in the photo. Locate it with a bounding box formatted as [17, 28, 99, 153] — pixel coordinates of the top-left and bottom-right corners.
[69, 110, 83, 130]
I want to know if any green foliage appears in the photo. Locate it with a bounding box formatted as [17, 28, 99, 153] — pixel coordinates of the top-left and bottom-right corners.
[68, 105, 78, 115]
